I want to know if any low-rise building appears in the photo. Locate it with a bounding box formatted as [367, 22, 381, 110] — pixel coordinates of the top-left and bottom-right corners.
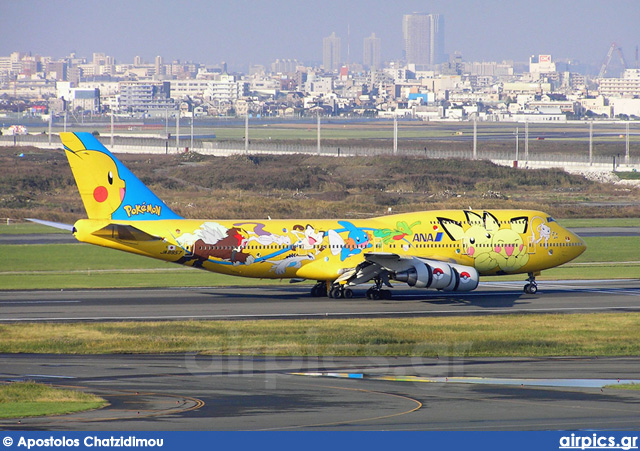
[118, 80, 174, 114]
[598, 69, 640, 97]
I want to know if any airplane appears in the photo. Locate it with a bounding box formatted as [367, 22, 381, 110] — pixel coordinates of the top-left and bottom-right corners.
[32, 132, 587, 299]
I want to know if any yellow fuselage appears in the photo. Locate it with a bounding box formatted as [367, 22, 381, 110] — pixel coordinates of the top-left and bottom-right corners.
[73, 209, 585, 282]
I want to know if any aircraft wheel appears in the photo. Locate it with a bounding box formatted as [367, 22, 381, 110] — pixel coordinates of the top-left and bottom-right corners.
[312, 283, 327, 297]
[523, 283, 530, 294]
[528, 284, 538, 294]
[344, 288, 353, 299]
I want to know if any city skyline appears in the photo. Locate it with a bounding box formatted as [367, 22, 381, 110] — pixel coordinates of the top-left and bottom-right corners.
[3, 0, 640, 72]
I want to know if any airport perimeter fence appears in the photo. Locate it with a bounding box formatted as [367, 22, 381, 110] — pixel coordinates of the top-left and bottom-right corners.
[1, 132, 638, 169]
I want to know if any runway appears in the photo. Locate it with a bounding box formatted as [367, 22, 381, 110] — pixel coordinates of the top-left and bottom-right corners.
[1, 279, 640, 323]
[2, 231, 640, 430]
[1, 354, 639, 430]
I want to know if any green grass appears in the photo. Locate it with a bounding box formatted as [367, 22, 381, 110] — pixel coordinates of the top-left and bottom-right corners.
[606, 383, 640, 391]
[570, 236, 640, 263]
[0, 244, 296, 290]
[0, 313, 639, 357]
[0, 382, 106, 419]
[0, 244, 165, 272]
[0, 222, 68, 235]
[615, 172, 640, 180]
[559, 218, 640, 227]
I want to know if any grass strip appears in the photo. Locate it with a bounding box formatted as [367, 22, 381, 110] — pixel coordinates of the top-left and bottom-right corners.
[1, 313, 639, 357]
[605, 383, 640, 391]
[0, 223, 68, 235]
[0, 381, 106, 419]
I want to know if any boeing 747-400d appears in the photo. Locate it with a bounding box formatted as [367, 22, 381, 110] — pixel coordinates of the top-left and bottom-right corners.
[33, 132, 586, 299]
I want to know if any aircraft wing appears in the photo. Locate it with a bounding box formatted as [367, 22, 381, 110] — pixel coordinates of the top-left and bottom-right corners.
[337, 252, 479, 292]
[336, 252, 415, 286]
[26, 218, 74, 231]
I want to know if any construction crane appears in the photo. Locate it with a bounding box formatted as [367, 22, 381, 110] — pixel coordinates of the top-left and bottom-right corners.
[598, 42, 628, 78]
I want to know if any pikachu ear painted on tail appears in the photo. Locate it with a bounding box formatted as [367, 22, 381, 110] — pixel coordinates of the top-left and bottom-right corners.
[60, 132, 183, 221]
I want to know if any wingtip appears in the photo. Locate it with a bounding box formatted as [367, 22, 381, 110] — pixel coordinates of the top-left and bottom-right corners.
[26, 218, 75, 232]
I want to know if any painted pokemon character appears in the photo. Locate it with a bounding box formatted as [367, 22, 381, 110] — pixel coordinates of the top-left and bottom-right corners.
[42, 132, 586, 298]
[439, 211, 531, 274]
[438, 211, 498, 272]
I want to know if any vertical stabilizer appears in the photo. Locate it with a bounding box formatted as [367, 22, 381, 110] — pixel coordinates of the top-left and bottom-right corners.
[60, 132, 183, 221]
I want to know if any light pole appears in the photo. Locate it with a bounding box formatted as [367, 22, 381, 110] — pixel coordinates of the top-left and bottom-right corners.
[471, 112, 477, 160]
[589, 120, 593, 166]
[317, 110, 321, 156]
[393, 114, 398, 155]
[245, 109, 249, 154]
[515, 127, 519, 164]
[110, 111, 114, 148]
[176, 112, 180, 153]
[524, 119, 529, 163]
[626, 121, 630, 165]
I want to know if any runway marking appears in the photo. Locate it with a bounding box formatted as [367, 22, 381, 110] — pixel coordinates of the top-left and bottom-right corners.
[0, 387, 205, 426]
[0, 301, 81, 305]
[293, 372, 640, 389]
[258, 380, 422, 430]
[402, 418, 640, 432]
[23, 374, 76, 379]
[3, 304, 640, 323]
[0, 268, 192, 276]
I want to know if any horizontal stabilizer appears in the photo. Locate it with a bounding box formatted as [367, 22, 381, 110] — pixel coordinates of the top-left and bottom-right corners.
[92, 224, 162, 242]
[26, 218, 74, 232]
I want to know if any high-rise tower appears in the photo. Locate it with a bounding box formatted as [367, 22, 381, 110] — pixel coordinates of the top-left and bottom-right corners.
[323, 32, 341, 72]
[363, 33, 381, 70]
[402, 13, 444, 67]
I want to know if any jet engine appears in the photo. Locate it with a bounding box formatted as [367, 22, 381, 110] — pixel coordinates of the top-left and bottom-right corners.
[393, 258, 478, 292]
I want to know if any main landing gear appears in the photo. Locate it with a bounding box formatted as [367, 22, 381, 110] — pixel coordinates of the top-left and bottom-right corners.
[310, 281, 353, 298]
[309, 278, 392, 300]
[329, 284, 353, 299]
[310, 281, 327, 297]
[365, 277, 392, 300]
[523, 273, 538, 294]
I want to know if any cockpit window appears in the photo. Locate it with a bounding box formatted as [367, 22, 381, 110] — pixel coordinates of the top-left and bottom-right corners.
[547, 217, 556, 223]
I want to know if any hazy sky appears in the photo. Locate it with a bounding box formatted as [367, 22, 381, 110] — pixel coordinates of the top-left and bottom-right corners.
[3, 0, 639, 71]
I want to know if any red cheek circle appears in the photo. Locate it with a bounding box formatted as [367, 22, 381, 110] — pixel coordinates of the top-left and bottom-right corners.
[93, 186, 108, 203]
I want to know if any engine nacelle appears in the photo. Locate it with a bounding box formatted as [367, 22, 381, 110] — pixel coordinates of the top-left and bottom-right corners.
[394, 259, 478, 292]
[444, 263, 479, 292]
[394, 259, 433, 288]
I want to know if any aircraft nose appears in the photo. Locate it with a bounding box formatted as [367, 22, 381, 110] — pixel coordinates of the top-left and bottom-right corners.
[565, 229, 587, 261]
